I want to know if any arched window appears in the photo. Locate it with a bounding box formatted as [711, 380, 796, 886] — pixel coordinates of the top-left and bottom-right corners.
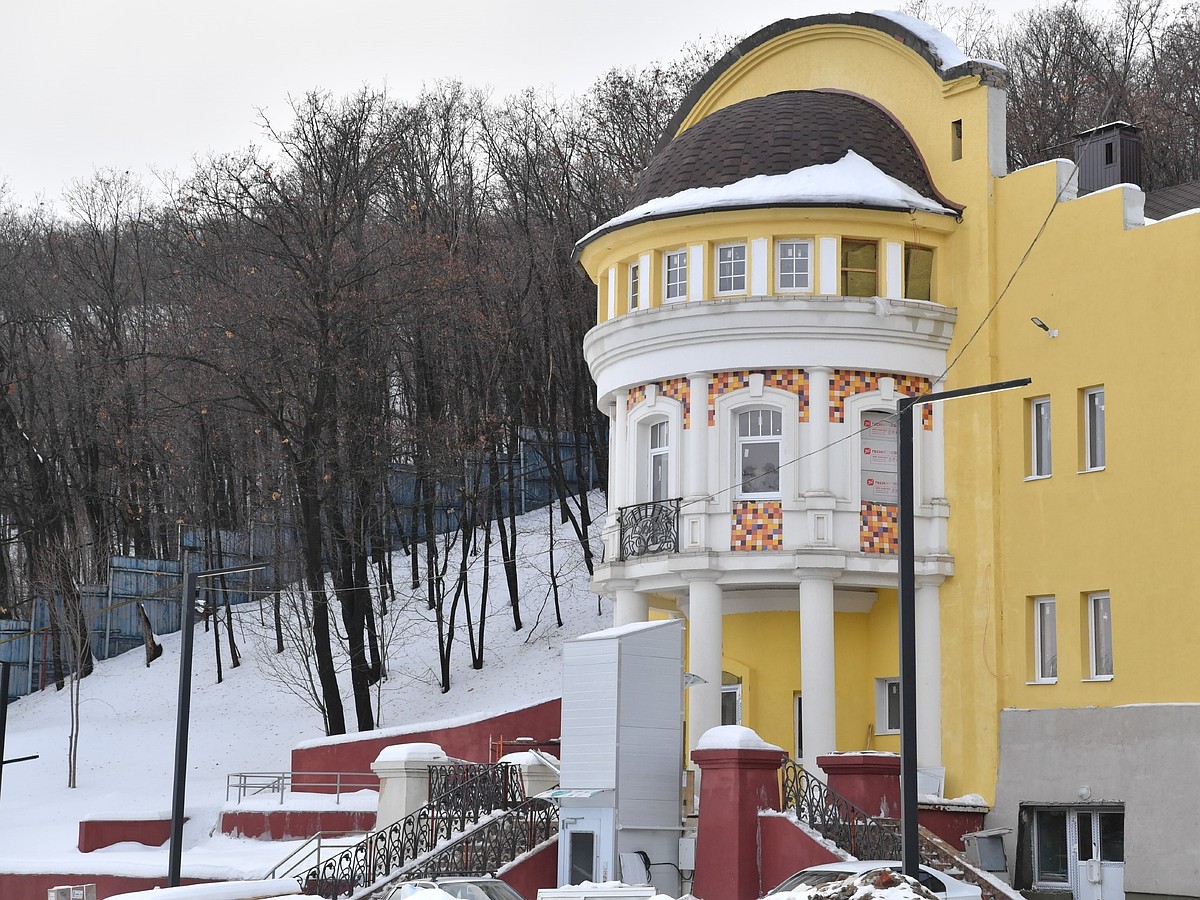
[736, 408, 782, 498]
[648, 420, 669, 501]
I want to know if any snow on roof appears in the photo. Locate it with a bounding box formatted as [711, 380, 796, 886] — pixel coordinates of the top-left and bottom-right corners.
[581, 151, 954, 246]
[695, 724, 782, 752]
[571, 618, 676, 642]
[870, 10, 1006, 73]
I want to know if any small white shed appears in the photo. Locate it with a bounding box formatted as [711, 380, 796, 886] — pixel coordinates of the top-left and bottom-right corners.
[555, 619, 684, 897]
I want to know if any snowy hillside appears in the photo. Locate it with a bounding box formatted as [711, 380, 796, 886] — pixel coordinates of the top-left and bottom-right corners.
[0, 494, 608, 880]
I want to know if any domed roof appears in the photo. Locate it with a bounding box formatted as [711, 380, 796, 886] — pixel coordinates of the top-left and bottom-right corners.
[626, 90, 950, 212]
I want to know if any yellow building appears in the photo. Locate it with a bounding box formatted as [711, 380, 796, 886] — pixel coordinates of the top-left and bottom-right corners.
[575, 12, 1200, 900]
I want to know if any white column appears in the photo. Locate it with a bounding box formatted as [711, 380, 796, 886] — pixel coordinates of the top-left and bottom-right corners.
[684, 574, 723, 756]
[604, 399, 619, 525]
[915, 577, 943, 768]
[371, 743, 449, 827]
[612, 581, 648, 627]
[799, 573, 837, 775]
[806, 367, 832, 494]
[686, 372, 710, 500]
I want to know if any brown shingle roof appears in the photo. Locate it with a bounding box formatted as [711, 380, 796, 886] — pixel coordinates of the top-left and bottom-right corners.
[626, 90, 951, 214]
[1144, 180, 1200, 220]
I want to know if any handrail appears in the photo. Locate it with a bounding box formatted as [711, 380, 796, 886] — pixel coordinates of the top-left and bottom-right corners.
[265, 830, 366, 880]
[405, 797, 558, 880]
[227, 771, 376, 805]
[297, 762, 526, 898]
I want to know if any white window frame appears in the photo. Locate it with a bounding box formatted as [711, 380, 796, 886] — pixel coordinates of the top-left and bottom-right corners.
[664, 249, 687, 302]
[875, 677, 901, 734]
[715, 243, 747, 295]
[1033, 595, 1057, 683]
[735, 407, 783, 499]
[628, 262, 640, 311]
[1029, 397, 1052, 479]
[1084, 387, 1105, 471]
[776, 239, 813, 293]
[647, 419, 669, 502]
[1087, 591, 1113, 680]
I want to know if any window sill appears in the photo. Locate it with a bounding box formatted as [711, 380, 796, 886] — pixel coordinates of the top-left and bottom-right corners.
[1024, 474, 1052, 482]
[1082, 675, 1114, 682]
[876, 728, 899, 736]
[1078, 466, 1106, 474]
[1026, 678, 1058, 685]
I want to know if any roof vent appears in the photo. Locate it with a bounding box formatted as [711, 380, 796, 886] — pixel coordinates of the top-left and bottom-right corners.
[1075, 121, 1142, 194]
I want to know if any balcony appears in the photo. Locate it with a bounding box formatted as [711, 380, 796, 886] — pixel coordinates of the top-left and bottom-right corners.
[618, 498, 681, 561]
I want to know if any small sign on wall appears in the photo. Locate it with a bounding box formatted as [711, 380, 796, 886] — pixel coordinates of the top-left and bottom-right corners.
[861, 413, 898, 505]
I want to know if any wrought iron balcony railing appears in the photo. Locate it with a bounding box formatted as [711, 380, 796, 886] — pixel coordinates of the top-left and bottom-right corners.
[781, 758, 901, 861]
[618, 498, 681, 560]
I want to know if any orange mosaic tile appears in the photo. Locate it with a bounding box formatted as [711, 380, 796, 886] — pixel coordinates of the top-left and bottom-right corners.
[707, 369, 810, 426]
[829, 370, 934, 430]
[626, 379, 693, 427]
[731, 500, 784, 551]
[860, 500, 898, 554]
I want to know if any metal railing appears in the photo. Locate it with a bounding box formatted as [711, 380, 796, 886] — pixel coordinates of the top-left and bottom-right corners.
[781, 758, 902, 860]
[297, 762, 526, 898]
[265, 831, 367, 881]
[405, 797, 558, 880]
[618, 498, 681, 560]
[227, 771, 375, 804]
[781, 760, 1022, 900]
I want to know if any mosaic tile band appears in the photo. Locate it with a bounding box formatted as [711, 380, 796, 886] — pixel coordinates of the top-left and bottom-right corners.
[627, 378, 693, 428]
[860, 500, 898, 554]
[831, 370, 934, 430]
[708, 369, 809, 426]
[731, 500, 784, 551]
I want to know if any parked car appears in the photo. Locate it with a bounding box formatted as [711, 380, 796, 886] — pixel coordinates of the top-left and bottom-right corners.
[764, 861, 983, 900]
[385, 877, 526, 900]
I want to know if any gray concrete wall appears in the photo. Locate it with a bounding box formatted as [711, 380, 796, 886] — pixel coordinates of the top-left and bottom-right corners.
[991, 705, 1200, 898]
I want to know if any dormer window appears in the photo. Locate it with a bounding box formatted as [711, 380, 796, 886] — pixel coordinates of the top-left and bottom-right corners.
[665, 249, 688, 301]
[716, 244, 747, 294]
[841, 240, 878, 297]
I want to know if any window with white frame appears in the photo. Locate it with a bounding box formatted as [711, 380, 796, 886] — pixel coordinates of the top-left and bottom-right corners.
[716, 243, 747, 294]
[665, 249, 687, 301]
[629, 262, 640, 311]
[721, 672, 743, 725]
[1033, 596, 1057, 682]
[736, 408, 782, 497]
[777, 239, 812, 292]
[1030, 397, 1052, 477]
[875, 678, 901, 734]
[648, 420, 669, 502]
[1088, 591, 1113, 678]
[1084, 387, 1105, 470]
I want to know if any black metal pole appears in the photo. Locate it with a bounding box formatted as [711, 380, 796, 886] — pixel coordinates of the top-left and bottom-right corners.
[896, 376, 1030, 880]
[168, 569, 198, 887]
[897, 398, 919, 878]
[167, 561, 265, 886]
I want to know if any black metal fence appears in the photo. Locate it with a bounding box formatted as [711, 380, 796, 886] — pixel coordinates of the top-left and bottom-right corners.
[780, 758, 902, 860]
[618, 498, 681, 560]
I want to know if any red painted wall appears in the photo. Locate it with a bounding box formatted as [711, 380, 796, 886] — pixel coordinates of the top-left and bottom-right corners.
[78, 818, 175, 853]
[691, 746, 787, 900]
[759, 814, 842, 894]
[498, 836, 559, 899]
[220, 808, 376, 840]
[918, 806, 987, 851]
[290, 699, 561, 792]
[818, 753, 901, 819]
[0, 873, 208, 900]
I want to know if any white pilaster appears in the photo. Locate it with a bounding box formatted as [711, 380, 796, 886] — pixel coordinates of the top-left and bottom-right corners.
[684, 574, 723, 758]
[915, 577, 943, 768]
[806, 367, 832, 494]
[799, 573, 837, 775]
[614, 390, 630, 510]
[372, 743, 449, 827]
[686, 372, 710, 499]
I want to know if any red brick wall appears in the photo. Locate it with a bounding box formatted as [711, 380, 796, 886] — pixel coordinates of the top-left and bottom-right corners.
[78, 818, 174, 853]
[219, 808, 376, 840]
[290, 699, 561, 792]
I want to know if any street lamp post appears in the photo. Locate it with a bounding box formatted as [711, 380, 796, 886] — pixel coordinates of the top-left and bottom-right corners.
[897, 377, 1030, 878]
[168, 562, 265, 887]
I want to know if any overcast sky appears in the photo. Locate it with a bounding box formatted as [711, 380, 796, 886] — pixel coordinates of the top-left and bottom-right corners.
[1, 1, 1035, 210]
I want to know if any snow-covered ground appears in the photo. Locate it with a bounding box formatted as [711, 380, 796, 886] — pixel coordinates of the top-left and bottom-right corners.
[0, 495, 609, 882]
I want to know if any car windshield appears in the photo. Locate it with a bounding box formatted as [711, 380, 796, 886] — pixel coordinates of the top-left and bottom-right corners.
[770, 870, 855, 894]
[440, 881, 524, 900]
